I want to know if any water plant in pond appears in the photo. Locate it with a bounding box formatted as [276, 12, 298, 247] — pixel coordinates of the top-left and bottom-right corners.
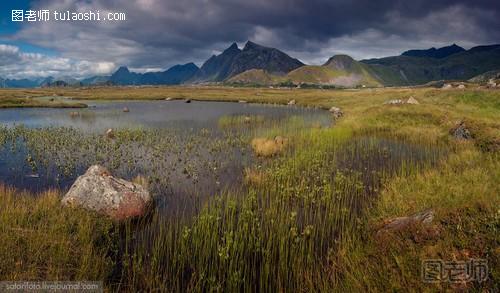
[0, 87, 498, 291]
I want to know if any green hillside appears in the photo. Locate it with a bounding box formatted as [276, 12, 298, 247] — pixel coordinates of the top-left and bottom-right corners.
[362, 44, 500, 86]
[288, 55, 381, 87]
[228, 54, 382, 88]
[227, 69, 283, 85]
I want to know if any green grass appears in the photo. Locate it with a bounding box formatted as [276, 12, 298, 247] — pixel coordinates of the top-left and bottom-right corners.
[0, 96, 87, 108]
[0, 86, 498, 291]
[0, 186, 116, 281]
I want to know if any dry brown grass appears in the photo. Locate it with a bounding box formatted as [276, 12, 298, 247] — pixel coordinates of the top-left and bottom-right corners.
[251, 136, 288, 157]
[243, 167, 266, 185]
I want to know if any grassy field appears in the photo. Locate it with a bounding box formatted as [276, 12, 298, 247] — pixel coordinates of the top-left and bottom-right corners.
[0, 86, 499, 291]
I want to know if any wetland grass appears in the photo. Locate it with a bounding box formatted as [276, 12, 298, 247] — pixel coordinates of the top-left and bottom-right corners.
[0, 87, 498, 291]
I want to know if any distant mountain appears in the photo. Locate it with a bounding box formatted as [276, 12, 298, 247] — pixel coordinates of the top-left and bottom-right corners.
[109, 63, 199, 85]
[362, 44, 500, 86]
[3, 42, 500, 88]
[40, 76, 82, 87]
[194, 41, 304, 82]
[228, 41, 304, 77]
[81, 75, 112, 86]
[194, 43, 242, 82]
[289, 55, 381, 87]
[229, 54, 381, 87]
[402, 44, 465, 59]
[0, 78, 39, 88]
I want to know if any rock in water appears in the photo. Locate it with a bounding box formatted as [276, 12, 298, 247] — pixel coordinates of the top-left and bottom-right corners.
[123, 107, 130, 112]
[329, 106, 343, 118]
[406, 97, 420, 104]
[62, 165, 152, 221]
[105, 128, 115, 139]
[287, 99, 296, 105]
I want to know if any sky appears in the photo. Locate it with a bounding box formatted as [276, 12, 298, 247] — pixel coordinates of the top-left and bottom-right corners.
[0, 0, 499, 79]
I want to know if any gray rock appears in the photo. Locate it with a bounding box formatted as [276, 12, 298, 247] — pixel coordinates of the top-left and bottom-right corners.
[451, 120, 472, 140]
[379, 209, 434, 233]
[487, 79, 497, 88]
[383, 99, 404, 105]
[62, 165, 152, 221]
[329, 106, 343, 118]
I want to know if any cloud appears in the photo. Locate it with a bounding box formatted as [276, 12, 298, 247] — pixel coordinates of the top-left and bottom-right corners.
[4, 0, 500, 76]
[0, 43, 115, 79]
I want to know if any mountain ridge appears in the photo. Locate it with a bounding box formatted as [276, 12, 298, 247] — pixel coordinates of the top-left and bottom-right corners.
[2, 42, 500, 88]
[361, 44, 500, 86]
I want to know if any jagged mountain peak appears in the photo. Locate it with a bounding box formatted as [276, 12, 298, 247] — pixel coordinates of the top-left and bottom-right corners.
[401, 44, 465, 59]
[115, 66, 130, 73]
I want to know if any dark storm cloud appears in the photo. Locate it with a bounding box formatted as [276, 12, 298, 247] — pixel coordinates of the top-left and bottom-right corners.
[4, 0, 500, 77]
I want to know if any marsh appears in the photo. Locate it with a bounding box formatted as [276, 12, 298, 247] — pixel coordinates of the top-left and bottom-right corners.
[0, 100, 331, 215]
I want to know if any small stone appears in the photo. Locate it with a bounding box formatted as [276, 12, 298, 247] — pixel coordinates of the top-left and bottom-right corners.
[328, 106, 343, 118]
[450, 120, 472, 140]
[123, 107, 130, 112]
[406, 97, 420, 105]
[105, 128, 114, 139]
[383, 99, 403, 105]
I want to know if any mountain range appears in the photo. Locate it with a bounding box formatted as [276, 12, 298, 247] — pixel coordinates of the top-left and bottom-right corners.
[362, 44, 500, 86]
[1, 41, 500, 88]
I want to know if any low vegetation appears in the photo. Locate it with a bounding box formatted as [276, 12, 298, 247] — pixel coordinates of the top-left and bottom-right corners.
[0, 86, 498, 291]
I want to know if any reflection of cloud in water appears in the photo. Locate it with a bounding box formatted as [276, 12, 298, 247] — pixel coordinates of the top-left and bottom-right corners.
[0, 100, 331, 132]
[0, 100, 331, 217]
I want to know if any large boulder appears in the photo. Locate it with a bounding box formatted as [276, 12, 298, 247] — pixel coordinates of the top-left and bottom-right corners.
[62, 165, 152, 221]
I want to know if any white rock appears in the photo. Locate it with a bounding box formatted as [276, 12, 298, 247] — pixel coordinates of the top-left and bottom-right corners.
[62, 165, 152, 221]
[406, 97, 420, 104]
